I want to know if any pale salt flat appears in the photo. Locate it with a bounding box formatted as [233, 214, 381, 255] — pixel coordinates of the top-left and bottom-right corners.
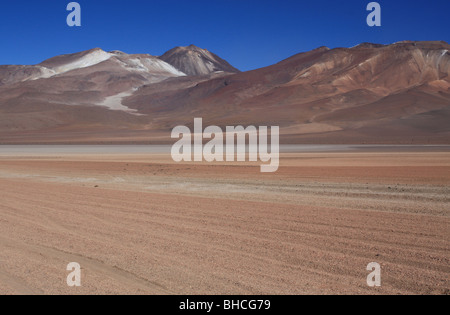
[0, 145, 449, 156]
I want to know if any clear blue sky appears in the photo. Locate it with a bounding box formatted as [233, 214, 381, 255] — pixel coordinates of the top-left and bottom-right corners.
[0, 0, 449, 71]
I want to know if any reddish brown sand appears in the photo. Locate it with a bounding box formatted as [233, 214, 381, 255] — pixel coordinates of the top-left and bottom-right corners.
[0, 151, 448, 295]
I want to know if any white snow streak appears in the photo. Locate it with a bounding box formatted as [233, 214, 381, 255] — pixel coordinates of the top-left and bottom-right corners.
[437, 49, 448, 70]
[25, 49, 187, 82]
[52, 50, 112, 74]
[97, 89, 142, 115]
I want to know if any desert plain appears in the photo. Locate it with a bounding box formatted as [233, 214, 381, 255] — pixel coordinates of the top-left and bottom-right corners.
[0, 145, 448, 295]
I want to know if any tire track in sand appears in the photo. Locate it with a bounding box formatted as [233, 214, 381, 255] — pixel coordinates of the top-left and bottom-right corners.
[0, 235, 172, 295]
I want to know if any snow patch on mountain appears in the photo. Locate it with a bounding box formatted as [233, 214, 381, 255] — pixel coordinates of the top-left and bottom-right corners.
[120, 57, 186, 76]
[126, 58, 149, 72]
[29, 50, 113, 80]
[437, 49, 448, 69]
[25, 49, 186, 82]
[51, 49, 112, 74]
[97, 89, 143, 115]
[141, 58, 186, 76]
[33, 67, 57, 79]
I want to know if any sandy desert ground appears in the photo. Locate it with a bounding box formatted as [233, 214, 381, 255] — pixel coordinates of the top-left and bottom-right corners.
[0, 146, 448, 295]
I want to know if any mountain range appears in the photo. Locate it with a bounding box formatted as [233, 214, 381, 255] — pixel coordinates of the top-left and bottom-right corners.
[0, 41, 449, 144]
